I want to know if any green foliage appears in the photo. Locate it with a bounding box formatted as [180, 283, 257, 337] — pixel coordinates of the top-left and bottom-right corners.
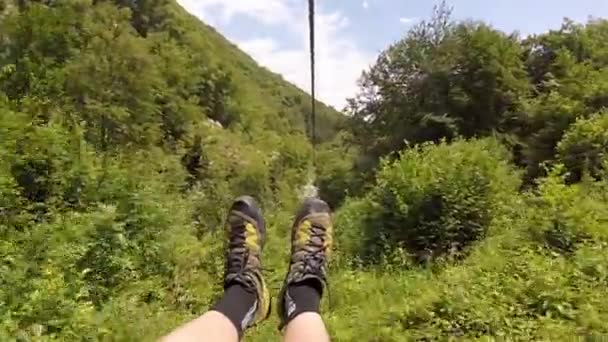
[516, 91, 584, 182]
[557, 111, 608, 182]
[0, 0, 339, 339]
[322, 169, 608, 341]
[512, 19, 608, 181]
[526, 166, 608, 254]
[337, 139, 521, 264]
[347, 2, 529, 174]
[0, 107, 97, 211]
[346, 3, 608, 187]
[315, 132, 360, 209]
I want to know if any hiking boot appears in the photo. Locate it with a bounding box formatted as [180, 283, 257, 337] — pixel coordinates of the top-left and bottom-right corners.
[278, 197, 333, 328]
[222, 196, 271, 328]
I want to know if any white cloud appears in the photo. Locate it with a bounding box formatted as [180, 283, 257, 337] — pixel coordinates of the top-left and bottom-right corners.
[176, 0, 373, 110]
[362, 1, 369, 9]
[177, 0, 292, 26]
[399, 17, 418, 24]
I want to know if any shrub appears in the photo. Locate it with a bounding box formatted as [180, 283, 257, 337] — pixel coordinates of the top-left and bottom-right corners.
[0, 108, 102, 214]
[526, 166, 608, 255]
[338, 138, 521, 264]
[315, 134, 361, 209]
[557, 111, 608, 183]
[333, 196, 379, 267]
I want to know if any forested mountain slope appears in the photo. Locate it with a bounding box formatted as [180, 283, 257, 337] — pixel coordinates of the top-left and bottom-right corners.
[0, 0, 342, 339]
[152, 0, 343, 141]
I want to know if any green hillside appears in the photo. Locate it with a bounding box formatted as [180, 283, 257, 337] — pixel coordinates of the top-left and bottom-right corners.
[158, 1, 343, 142]
[1, 0, 608, 341]
[0, 0, 342, 339]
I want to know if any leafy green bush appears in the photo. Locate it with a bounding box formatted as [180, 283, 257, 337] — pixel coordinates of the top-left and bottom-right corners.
[0, 108, 99, 212]
[328, 181, 608, 340]
[526, 166, 608, 254]
[332, 196, 378, 267]
[338, 138, 521, 264]
[316, 133, 360, 209]
[557, 111, 608, 183]
[517, 91, 584, 183]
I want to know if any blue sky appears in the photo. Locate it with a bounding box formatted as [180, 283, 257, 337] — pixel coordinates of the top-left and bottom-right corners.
[177, 0, 608, 110]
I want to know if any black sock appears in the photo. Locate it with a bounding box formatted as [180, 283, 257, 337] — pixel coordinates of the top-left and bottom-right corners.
[284, 279, 322, 325]
[213, 284, 257, 338]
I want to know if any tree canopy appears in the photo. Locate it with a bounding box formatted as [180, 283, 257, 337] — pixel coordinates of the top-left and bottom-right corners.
[346, 2, 608, 184]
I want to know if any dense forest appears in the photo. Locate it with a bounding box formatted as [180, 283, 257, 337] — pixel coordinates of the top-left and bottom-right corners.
[1, 0, 607, 340]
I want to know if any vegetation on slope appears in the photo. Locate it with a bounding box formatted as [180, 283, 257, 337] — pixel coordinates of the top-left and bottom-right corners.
[1, 0, 607, 341]
[0, 0, 342, 339]
[345, 4, 608, 189]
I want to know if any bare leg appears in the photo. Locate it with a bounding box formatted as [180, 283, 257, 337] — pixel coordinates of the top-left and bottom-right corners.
[283, 312, 330, 342]
[161, 311, 237, 342]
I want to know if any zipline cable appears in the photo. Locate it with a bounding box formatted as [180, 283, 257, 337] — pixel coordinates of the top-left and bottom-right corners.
[308, 0, 317, 173]
[300, 0, 319, 199]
